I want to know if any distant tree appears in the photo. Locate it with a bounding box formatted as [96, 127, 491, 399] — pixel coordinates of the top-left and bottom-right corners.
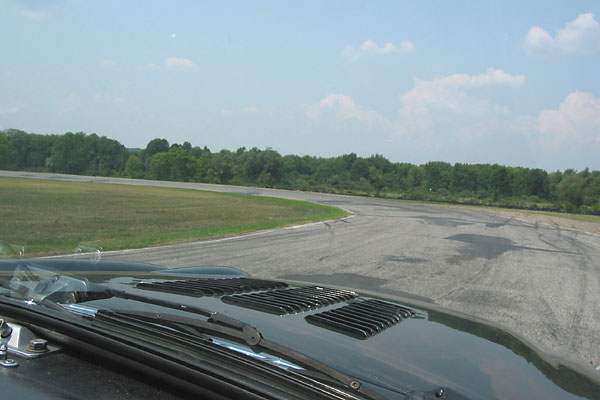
[423, 162, 451, 191]
[194, 157, 209, 182]
[146, 152, 173, 181]
[451, 163, 477, 193]
[171, 147, 197, 182]
[391, 163, 412, 190]
[282, 155, 302, 176]
[141, 138, 170, 172]
[527, 168, 549, 198]
[407, 165, 424, 188]
[350, 159, 369, 180]
[583, 171, 600, 208]
[4, 128, 599, 211]
[88, 134, 130, 175]
[49, 132, 90, 174]
[190, 145, 211, 159]
[145, 138, 169, 158]
[342, 153, 358, 171]
[547, 171, 563, 200]
[511, 168, 529, 197]
[241, 147, 263, 180]
[557, 173, 587, 209]
[366, 154, 393, 174]
[205, 151, 234, 184]
[124, 154, 144, 179]
[368, 166, 385, 195]
[473, 164, 493, 197]
[0, 134, 12, 169]
[490, 165, 511, 198]
[260, 149, 283, 184]
[3, 129, 31, 169]
[2, 129, 56, 170]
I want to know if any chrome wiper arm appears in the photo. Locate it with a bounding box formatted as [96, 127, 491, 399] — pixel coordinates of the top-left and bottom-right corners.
[95, 309, 391, 400]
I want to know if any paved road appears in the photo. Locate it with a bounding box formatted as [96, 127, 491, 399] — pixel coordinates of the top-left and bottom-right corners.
[2, 170, 600, 371]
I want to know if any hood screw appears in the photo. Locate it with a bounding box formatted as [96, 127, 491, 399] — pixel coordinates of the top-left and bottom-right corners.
[29, 338, 49, 353]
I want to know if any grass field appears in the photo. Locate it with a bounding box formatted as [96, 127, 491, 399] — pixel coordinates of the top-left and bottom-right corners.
[0, 177, 349, 256]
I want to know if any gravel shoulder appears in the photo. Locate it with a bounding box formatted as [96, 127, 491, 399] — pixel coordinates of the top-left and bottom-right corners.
[477, 208, 600, 235]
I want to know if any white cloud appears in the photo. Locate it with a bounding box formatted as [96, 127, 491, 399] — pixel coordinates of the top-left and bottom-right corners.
[220, 109, 233, 116]
[524, 13, 600, 54]
[165, 57, 195, 69]
[242, 106, 260, 114]
[468, 68, 525, 87]
[0, 0, 64, 19]
[0, 101, 25, 115]
[556, 13, 600, 52]
[538, 91, 600, 148]
[308, 69, 525, 137]
[524, 26, 555, 54]
[137, 63, 161, 71]
[93, 92, 126, 107]
[360, 40, 398, 54]
[399, 41, 415, 53]
[305, 70, 599, 169]
[398, 68, 525, 120]
[55, 93, 81, 114]
[100, 59, 116, 68]
[393, 69, 567, 166]
[93, 92, 110, 102]
[341, 39, 414, 62]
[307, 94, 391, 130]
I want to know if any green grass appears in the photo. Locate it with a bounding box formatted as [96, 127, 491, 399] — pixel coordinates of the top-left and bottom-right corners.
[0, 177, 349, 256]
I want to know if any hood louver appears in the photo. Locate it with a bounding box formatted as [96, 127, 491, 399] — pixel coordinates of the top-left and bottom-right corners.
[305, 299, 415, 340]
[136, 278, 287, 296]
[221, 286, 358, 315]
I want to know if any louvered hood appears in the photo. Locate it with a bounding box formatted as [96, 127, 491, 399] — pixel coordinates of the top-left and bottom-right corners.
[1, 259, 596, 400]
[123, 275, 599, 399]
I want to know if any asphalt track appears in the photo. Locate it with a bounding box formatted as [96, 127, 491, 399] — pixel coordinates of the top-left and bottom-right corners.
[2, 170, 600, 372]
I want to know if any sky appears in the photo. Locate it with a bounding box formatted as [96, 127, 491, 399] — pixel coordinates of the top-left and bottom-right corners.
[1, 1, 599, 171]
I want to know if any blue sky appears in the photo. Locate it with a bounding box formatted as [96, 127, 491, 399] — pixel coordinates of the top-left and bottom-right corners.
[1, 1, 599, 171]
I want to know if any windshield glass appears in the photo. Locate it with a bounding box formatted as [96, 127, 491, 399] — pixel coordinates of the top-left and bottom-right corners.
[1, 1, 599, 399]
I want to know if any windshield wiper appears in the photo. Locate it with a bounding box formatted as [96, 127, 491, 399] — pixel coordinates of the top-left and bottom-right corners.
[93, 308, 391, 400]
[2, 281, 397, 399]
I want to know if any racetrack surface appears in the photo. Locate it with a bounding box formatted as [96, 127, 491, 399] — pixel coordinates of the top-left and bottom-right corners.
[2, 170, 600, 372]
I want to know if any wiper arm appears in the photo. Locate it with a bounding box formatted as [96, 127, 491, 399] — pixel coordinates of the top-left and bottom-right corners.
[100, 288, 214, 318]
[94, 309, 390, 400]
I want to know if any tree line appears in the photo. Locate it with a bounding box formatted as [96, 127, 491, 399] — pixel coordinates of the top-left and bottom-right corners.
[1, 129, 599, 212]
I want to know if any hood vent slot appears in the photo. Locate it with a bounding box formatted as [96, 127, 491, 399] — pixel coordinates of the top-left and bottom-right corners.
[136, 278, 287, 297]
[221, 286, 358, 315]
[305, 299, 415, 340]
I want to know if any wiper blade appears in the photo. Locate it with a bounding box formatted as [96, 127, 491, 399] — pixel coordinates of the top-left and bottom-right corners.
[94, 309, 391, 400]
[102, 288, 214, 317]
